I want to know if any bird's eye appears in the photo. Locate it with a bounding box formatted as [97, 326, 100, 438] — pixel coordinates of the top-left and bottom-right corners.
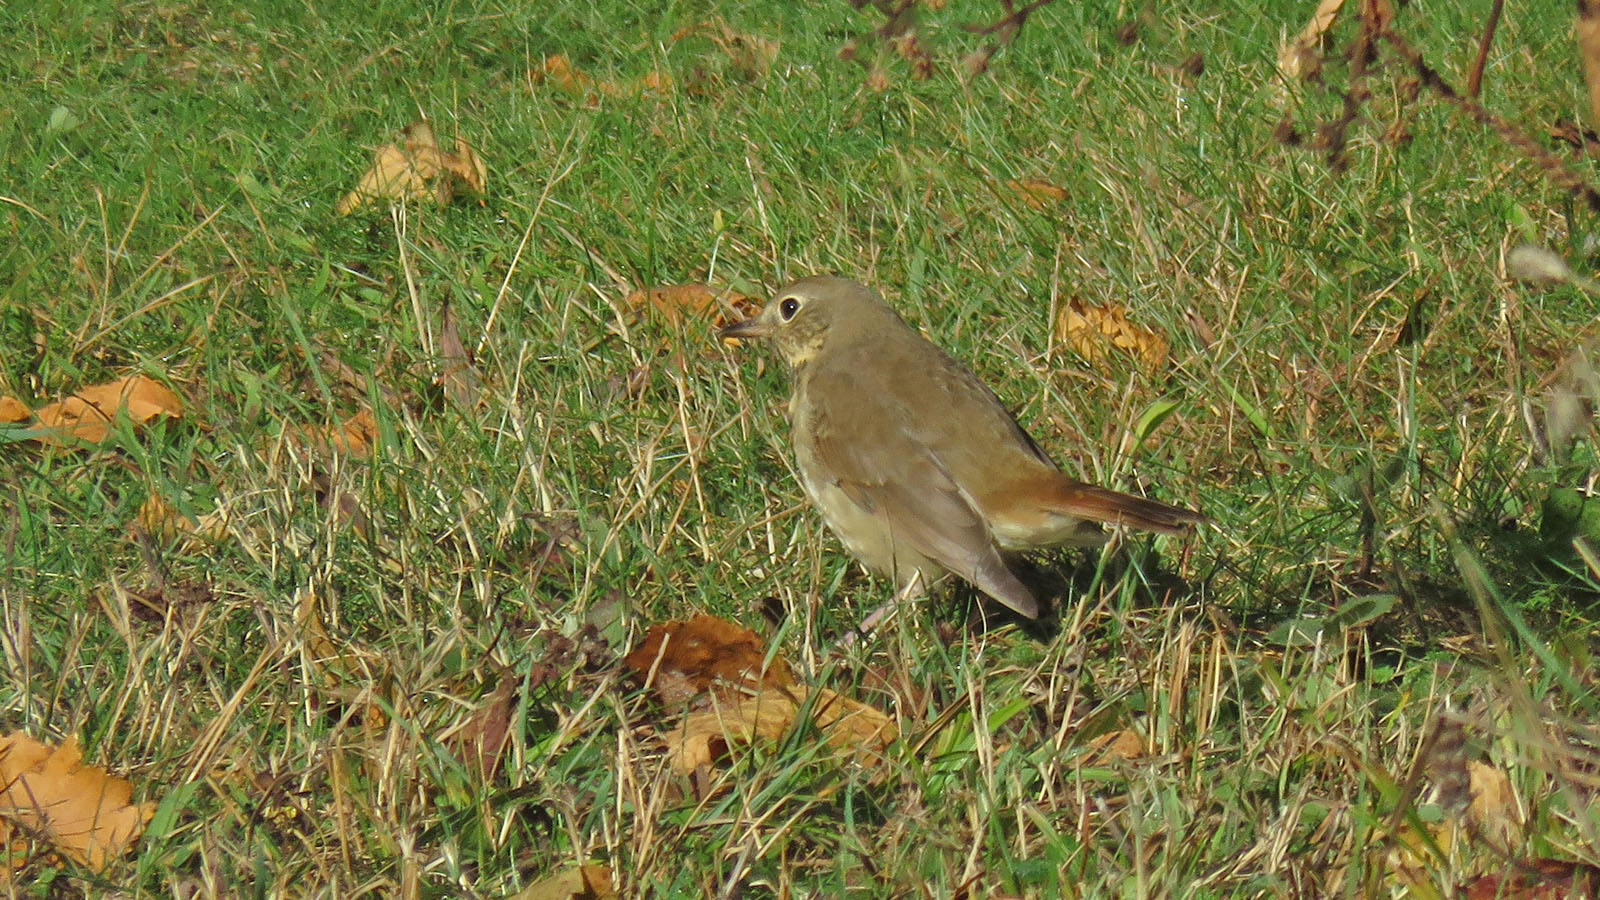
[779, 297, 801, 320]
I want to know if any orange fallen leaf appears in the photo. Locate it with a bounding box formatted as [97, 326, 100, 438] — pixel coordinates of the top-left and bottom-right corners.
[1006, 178, 1068, 210]
[672, 19, 782, 81]
[337, 120, 486, 215]
[666, 683, 896, 775]
[625, 614, 792, 705]
[1464, 859, 1600, 900]
[450, 675, 519, 782]
[532, 55, 673, 105]
[624, 284, 759, 334]
[509, 863, 616, 900]
[626, 616, 897, 775]
[30, 375, 184, 445]
[1277, 0, 1346, 82]
[0, 733, 154, 873]
[133, 493, 230, 545]
[1083, 728, 1147, 764]
[1058, 299, 1170, 372]
[1465, 760, 1520, 849]
[283, 409, 378, 457]
[0, 397, 28, 424]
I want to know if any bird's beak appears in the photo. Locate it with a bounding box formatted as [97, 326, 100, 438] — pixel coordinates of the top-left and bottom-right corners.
[718, 315, 773, 340]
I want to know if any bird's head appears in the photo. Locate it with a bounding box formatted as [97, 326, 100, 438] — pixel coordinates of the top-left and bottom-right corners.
[719, 275, 897, 368]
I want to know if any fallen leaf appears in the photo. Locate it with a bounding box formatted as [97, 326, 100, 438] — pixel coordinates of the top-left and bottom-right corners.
[508, 864, 616, 900]
[624, 614, 792, 705]
[133, 493, 230, 545]
[1083, 728, 1147, 764]
[672, 19, 781, 81]
[0, 397, 28, 423]
[532, 55, 673, 105]
[624, 284, 759, 333]
[283, 409, 378, 457]
[451, 675, 519, 782]
[336, 120, 487, 215]
[1005, 178, 1068, 210]
[666, 684, 897, 775]
[1465, 760, 1520, 849]
[0, 733, 154, 873]
[1058, 299, 1170, 372]
[626, 616, 897, 775]
[30, 375, 184, 445]
[1464, 859, 1600, 900]
[1277, 0, 1346, 82]
[1580, 0, 1600, 133]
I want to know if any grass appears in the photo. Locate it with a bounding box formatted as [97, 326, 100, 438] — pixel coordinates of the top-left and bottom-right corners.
[3, 0, 1600, 896]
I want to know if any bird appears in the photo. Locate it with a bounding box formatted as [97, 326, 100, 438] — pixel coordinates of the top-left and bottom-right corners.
[719, 275, 1207, 620]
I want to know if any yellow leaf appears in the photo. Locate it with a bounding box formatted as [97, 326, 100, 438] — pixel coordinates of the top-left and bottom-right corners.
[30, 375, 184, 445]
[1057, 299, 1170, 372]
[1277, 0, 1346, 81]
[665, 685, 897, 775]
[1005, 178, 1069, 210]
[1084, 728, 1147, 763]
[532, 55, 673, 104]
[282, 408, 378, 457]
[508, 864, 616, 900]
[337, 120, 486, 215]
[0, 733, 154, 873]
[0, 397, 29, 424]
[623, 284, 759, 334]
[626, 615, 897, 775]
[132, 493, 230, 545]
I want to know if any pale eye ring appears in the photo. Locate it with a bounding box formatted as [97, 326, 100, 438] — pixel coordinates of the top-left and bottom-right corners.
[779, 297, 800, 320]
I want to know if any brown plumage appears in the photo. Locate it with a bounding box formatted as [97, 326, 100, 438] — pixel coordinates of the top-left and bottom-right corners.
[721, 275, 1207, 619]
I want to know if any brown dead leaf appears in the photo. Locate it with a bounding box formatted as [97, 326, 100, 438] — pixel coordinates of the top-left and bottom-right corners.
[283, 409, 378, 457]
[1278, 0, 1346, 82]
[1058, 299, 1170, 372]
[133, 493, 230, 546]
[1005, 178, 1068, 210]
[624, 284, 759, 334]
[451, 675, 519, 782]
[30, 375, 184, 445]
[625, 614, 792, 705]
[532, 55, 673, 105]
[509, 864, 616, 900]
[673, 19, 781, 81]
[0, 397, 28, 424]
[1083, 729, 1147, 764]
[336, 119, 487, 215]
[1464, 859, 1600, 900]
[626, 616, 897, 775]
[0, 733, 154, 873]
[666, 684, 897, 775]
[1580, 1, 1600, 133]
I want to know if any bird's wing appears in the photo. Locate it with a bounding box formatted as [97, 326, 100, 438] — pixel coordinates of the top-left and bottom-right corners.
[803, 364, 1039, 618]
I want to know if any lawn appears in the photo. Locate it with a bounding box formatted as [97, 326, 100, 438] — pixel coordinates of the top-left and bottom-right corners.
[3, 0, 1599, 896]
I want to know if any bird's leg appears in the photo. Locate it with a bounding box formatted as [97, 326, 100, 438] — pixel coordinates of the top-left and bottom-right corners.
[829, 572, 924, 654]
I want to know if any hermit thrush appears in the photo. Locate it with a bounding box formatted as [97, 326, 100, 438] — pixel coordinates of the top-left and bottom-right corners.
[720, 275, 1207, 619]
